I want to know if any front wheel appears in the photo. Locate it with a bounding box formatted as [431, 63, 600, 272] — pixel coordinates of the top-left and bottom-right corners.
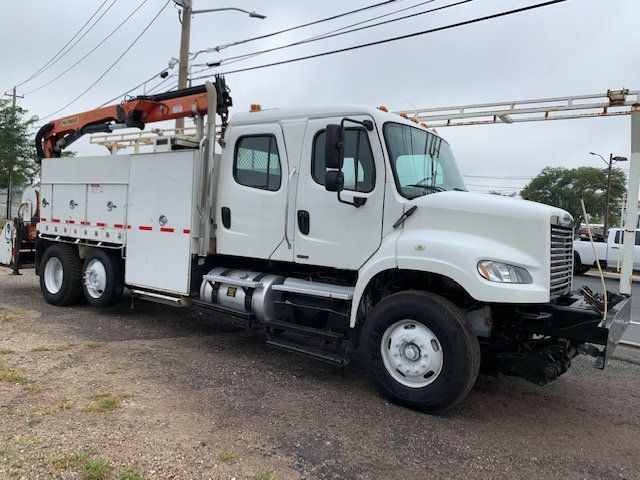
[362, 291, 480, 413]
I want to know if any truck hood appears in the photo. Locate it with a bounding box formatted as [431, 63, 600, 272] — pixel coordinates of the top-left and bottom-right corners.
[412, 191, 571, 225]
[393, 191, 572, 303]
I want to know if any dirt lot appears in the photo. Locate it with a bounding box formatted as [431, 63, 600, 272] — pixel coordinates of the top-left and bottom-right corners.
[1, 270, 639, 480]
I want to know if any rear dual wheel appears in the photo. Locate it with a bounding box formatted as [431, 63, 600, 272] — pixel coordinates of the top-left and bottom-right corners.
[362, 291, 480, 413]
[40, 245, 123, 308]
[82, 249, 124, 308]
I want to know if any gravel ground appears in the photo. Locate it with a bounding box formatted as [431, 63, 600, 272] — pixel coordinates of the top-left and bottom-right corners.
[1, 270, 639, 480]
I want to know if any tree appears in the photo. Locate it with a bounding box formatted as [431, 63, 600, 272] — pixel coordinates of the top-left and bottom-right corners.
[520, 166, 626, 225]
[0, 99, 38, 190]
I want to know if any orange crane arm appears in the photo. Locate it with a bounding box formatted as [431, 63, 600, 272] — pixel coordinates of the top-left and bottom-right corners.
[35, 83, 229, 160]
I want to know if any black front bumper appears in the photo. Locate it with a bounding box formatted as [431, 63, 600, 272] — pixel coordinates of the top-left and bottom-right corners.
[520, 291, 631, 368]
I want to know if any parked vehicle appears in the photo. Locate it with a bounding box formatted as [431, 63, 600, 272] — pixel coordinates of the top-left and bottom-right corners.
[0, 186, 39, 273]
[574, 228, 640, 274]
[27, 79, 630, 413]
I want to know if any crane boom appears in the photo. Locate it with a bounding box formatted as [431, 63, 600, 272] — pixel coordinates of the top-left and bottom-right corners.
[35, 78, 232, 160]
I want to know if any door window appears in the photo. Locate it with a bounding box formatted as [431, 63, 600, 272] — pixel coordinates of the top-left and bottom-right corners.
[312, 128, 375, 193]
[234, 135, 281, 191]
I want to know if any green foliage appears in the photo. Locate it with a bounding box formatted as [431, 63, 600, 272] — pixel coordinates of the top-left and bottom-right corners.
[0, 99, 37, 189]
[520, 166, 626, 224]
[81, 457, 112, 480]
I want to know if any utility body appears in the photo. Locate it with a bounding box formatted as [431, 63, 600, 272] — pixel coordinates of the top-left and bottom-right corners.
[27, 81, 630, 412]
[574, 228, 640, 274]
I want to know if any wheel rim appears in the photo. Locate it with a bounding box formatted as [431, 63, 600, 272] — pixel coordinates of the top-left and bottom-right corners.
[44, 257, 64, 294]
[83, 259, 107, 299]
[381, 320, 444, 388]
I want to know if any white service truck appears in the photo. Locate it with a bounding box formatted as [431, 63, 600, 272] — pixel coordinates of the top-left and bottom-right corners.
[29, 79, 630, 412]
[574, 227, 640, 274]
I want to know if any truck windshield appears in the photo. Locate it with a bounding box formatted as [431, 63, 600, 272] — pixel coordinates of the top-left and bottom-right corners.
[384, 123, 467, 199]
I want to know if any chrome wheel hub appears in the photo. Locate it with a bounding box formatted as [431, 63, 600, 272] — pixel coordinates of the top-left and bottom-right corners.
[83, 259, 107, 299]
[381, 320, 444, 388]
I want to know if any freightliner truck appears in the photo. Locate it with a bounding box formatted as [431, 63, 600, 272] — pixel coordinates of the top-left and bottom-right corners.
[27, 78, 630, 413]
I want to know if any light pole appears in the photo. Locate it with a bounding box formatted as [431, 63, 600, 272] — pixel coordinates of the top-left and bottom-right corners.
[172, 1, 266, 130]
[589, 152, 628, 235]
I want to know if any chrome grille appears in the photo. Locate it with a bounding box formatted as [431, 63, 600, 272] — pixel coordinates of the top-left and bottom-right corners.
[550, 224, 573, 298]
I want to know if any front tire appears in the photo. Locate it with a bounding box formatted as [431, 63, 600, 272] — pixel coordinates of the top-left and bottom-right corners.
[82, 249, 124, 308]
[39, 244, 83, 306]
[362, 291, 480, 413]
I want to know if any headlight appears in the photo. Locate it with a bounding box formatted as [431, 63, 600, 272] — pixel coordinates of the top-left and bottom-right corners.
[477, 261, 533, 284]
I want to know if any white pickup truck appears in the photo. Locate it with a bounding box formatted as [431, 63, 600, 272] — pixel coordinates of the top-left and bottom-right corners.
[573, 228, 640, 274]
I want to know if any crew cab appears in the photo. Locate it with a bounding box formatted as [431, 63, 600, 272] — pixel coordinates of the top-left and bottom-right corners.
[574, 228, 640, 274]
[27, 80, 631, 413]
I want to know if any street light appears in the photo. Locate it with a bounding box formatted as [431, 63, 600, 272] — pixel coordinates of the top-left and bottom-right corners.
[192, 7, 267, 19]
[589, 152, 629, 234]
[173, 2, 267, 130]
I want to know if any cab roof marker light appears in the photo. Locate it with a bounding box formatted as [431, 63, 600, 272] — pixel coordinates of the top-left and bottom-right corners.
[377, 105, 388, 112]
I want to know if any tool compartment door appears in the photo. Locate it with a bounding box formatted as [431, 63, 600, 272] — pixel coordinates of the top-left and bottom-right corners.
[125, 151, 198, 295]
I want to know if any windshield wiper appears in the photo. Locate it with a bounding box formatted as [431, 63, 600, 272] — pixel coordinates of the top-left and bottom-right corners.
[453, 188, 467, 192]
[407, 184, 445, 192]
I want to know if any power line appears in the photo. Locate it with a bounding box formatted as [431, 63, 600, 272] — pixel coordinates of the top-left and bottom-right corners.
[42, 0, 171, 121]
[190, 0, 570, 81]
[462, 174, 534, 179]
[192, 0, 404, 56]
[204, 0, 474, 70]
[17, 0, 115, 88]
[25, 0, 151, 96]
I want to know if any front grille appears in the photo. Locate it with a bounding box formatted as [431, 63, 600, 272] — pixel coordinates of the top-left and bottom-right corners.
[550, 224, 573, 298]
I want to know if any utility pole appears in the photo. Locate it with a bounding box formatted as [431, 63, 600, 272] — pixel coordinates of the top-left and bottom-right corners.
[3, 86, 21, 219]
[590, 151, 628, 235]
[176, 0, 192, 132]
[603, 153, 613, 235]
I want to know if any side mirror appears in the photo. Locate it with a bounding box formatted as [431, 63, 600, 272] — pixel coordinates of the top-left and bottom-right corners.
[325, 170, 344, 192]
[324, 124, 344, 170]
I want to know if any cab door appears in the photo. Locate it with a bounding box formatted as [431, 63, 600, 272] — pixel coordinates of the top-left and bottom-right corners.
[216, 123, 291, 260]
[293, 116, 385, 270]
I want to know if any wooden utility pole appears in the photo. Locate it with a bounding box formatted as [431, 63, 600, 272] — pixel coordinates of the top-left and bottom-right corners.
[4, 86, 20, 219]
[176, 0, 192, 132]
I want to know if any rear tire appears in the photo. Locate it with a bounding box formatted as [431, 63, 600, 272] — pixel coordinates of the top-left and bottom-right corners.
[362, 290, 480, 413]
[39, 244, 83, 306]
[82, 249, 124, 308]
[573, 252, 590, 275]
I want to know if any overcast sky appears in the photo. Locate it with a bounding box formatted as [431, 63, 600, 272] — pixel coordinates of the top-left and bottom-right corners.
[2, 0, 638, 194]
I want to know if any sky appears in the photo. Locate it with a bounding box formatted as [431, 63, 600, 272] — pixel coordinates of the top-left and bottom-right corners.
[1, 0, 639, 194]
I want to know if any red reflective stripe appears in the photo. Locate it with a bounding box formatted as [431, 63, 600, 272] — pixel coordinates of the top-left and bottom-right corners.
[96, 222, 107, 227]
[139, 226, 152, 231]
[81, 221, 90, 226]
[66, 220, 75, 224]
[52, 219, 60, 223]
[40, 218, 47, 222]
[114, 224, 124, 229]
[160, 227, 174, 233]
[183, 229, 190, 234]
[127, 225, 132, 230]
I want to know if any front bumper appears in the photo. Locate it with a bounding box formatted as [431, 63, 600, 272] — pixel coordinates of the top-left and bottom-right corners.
[520, 291, 631, 368]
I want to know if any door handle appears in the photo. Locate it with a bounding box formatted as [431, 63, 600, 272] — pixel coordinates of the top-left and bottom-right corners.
[612, 246, 620, 249]
[297, 210, 310, 235]
[284, 168, 297, 249]
[221, 207, 231, 229]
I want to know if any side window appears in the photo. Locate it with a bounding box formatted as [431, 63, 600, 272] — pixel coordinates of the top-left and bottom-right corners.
[234, 135, 281, 191]
[312, 128, 375, 193]
[636, 232, 640, 246]
[615, 231, 621, 244]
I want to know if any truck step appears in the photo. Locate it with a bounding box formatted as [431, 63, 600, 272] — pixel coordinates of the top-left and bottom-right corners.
[265, 337, 348, 366]
[191, 299, 253, 329]
[265, 319, 344, 340]
[272, 278, 354, 300]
